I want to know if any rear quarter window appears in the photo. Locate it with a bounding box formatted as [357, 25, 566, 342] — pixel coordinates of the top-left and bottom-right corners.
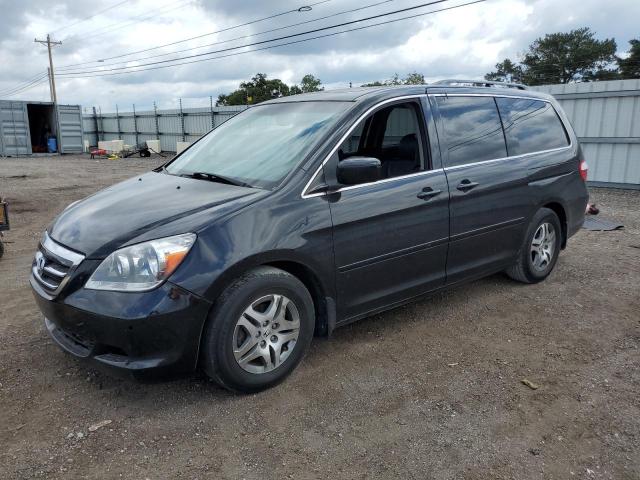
[496, 97, 570, 156]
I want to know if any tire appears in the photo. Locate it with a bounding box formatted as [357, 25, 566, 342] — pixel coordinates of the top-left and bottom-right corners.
[201, 266, 315, 393]
[506, 208, 562, 284]
[0, 240, 4, 259]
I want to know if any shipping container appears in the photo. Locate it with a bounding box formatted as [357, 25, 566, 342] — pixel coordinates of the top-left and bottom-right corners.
[0, 100, 84, 156]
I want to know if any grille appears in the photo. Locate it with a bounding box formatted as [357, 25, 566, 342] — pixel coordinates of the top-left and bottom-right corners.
[32, 232, 85, 297]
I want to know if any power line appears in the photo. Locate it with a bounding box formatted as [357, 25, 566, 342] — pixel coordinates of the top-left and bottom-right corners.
[62, 0, 194, 43]
[62, 0, 331, 49]
[0, 75, 50, 99]
[0, 74, 48, 97]
[0, 71, 48, 96]
[56, 0, 395, 72]
[51, 0, 131, 36]
[57, 0, 486, 79]
[58, 0, 455, 76]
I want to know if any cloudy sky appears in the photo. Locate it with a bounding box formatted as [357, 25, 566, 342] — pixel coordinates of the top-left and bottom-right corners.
[0, 0, 637, 111]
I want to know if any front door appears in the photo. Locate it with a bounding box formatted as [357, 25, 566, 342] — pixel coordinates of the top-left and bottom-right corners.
[325, 99, 450, 320]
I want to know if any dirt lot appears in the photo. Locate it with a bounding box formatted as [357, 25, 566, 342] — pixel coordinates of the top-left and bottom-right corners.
[0, 154, 638, 479]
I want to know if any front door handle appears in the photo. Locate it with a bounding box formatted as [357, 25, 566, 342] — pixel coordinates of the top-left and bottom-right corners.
[417, 187, 442, 200]
[456, 179, 479, 192]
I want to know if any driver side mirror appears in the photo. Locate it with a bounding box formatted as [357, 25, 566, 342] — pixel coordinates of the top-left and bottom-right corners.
[336, 156, 382, 185]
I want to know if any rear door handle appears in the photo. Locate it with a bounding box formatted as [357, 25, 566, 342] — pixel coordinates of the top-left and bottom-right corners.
[417, 187, 442, 200]
[456, 179, 479, 192]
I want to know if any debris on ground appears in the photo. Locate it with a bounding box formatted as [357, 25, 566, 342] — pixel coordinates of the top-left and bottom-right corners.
[582, 217, 624, 231]
[521, 379, 540, 390]
[88, 420, 112, 432]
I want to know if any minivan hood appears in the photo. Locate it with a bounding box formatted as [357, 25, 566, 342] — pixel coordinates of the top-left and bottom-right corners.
[49, 171, 261, 258]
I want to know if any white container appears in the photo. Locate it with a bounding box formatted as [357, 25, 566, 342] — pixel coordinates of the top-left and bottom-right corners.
[97, 140, 124, 153]
[146, 139, 161, 153]
[176, 141, 191, 154]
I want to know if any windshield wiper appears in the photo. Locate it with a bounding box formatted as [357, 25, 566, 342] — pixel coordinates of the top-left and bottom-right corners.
[181, 171, 251, 188]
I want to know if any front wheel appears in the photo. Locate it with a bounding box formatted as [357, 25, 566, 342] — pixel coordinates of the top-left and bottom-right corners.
[506, 208, 562, 284]
[201, 267, 315, 393]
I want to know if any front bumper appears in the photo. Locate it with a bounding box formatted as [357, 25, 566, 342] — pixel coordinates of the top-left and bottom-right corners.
[31, 277, 212, 377]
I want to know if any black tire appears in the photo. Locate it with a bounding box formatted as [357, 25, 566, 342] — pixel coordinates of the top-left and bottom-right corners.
[506, 208, 562, 284]
[0, 240, 4, 259]
[201, 266, 315, 393]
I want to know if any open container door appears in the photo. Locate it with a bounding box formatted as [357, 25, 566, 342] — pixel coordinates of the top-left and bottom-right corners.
[0, 101, 32, 156]
[57, 104, 84, 153]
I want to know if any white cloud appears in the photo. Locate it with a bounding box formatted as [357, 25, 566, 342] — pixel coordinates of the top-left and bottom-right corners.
[0, 0, 638, 110]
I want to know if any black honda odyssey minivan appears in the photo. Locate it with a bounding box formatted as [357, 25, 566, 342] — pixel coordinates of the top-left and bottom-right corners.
[31, 81, 589, 392]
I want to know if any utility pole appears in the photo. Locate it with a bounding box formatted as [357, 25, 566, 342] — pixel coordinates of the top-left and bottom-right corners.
[34, 34, 62, 103]
[47, 67, 54, 100]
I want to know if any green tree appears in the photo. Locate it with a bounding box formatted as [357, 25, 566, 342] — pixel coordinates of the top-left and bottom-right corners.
[361, 72, 425, 87]
[522, 27, 617, 85]
[217, 73, 290, 106]
[402, 71, 425, 85]
[484, 59, 525, 83]
[299, 74, 324, 93]
[483, 28, 618, 85]
[618, 39, 640, 79]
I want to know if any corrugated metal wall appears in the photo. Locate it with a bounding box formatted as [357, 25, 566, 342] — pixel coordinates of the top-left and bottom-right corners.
[83, 81, 639, 187]
[57, 104, 84, 153]
[533, 79, 640, 188]
[0, 101, 31, 156]
[83, 105, 247, 152]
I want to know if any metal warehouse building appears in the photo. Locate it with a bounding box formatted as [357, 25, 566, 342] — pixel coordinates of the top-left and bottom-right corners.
[0, 101, 84, 156]
[534, 79, 640, 189]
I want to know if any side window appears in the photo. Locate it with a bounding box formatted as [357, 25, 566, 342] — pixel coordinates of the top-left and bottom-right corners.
[339, 121, 366, 158]
[496, 97, 570, 156]
[435, 96, 507, 167]
[337, 101, 427, 180]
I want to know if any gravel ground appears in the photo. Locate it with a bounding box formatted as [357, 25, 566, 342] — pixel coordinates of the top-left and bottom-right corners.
[0, 154, 639, 480]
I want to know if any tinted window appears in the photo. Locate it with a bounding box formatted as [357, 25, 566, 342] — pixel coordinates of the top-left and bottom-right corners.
[340, 121, 365, 157]
[382, 106, 420, 147]
[436, 96, 507, 167]
[496, 98, 569, 156]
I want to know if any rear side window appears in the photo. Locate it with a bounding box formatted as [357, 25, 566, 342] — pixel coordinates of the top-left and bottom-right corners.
[435, 96, 507, 167]
[496, 98, 570, 156]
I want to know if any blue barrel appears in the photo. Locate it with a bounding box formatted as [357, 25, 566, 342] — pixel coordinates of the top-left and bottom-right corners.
[47, 137, 57, 153]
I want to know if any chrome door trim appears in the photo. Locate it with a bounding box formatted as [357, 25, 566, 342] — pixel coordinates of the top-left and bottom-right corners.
[442, 145, 573, 172]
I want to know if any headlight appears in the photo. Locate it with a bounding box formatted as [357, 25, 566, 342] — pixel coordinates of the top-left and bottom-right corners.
[85, 233, 196, 292]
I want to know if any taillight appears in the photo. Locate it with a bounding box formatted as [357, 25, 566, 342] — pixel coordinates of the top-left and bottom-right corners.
[579, 159, 588, 182]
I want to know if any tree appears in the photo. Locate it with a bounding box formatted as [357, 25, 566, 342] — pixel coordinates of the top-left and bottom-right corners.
[403, 71, 425, 85]
[217, 73, 291, 106]
[618, 39, 640, 79]
[217, 73, 323, 105]
[361, 72, 425, 87]
[522, 28, 617, 85]
[483, 28, 618, 85]
[299, 74, 324, 93]
[484, 59, 524, 83]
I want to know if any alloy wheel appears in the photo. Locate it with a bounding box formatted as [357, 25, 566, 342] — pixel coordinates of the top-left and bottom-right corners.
[530, 222, 556, 272]
[232, 294, 301, 374]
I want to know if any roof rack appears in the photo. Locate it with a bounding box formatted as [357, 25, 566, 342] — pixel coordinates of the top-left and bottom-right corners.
[432, 79, 528, 90]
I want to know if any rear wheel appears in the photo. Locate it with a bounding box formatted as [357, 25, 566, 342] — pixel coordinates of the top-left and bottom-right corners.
[201, 267, 314, 393]
[506, 208, 562, 284]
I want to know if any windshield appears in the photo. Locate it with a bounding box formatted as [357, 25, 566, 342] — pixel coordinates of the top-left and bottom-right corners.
[166, 101, 351, 189]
